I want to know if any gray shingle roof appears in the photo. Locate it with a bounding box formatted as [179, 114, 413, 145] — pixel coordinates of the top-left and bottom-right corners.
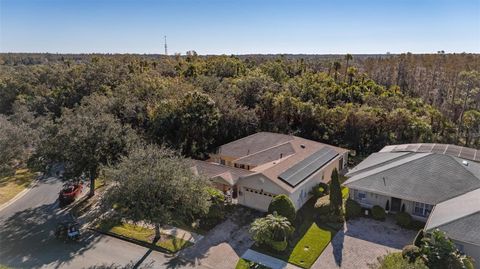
[380, 143, 480, 163]
[235, 142, 295, 166]
[344, 153, 480, 204]
[433, 213, 480, 246]
[217, 132, 294, 159]
[190, 160, 254, 186]
[425, 188, 480, 245]
[346, 152, 412, 177]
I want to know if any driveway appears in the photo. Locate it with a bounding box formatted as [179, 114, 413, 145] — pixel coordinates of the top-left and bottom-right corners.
[0, 176, 207, 269]
[313, 217, 417, 269]
[179, 207, 260, 269]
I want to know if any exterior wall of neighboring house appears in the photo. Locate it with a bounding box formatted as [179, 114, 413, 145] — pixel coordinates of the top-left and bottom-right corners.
[348, 188, 430, 222]
[290, 157, 341, 210]
[236, 174, 288, 212]
[451, 239, 480, 266]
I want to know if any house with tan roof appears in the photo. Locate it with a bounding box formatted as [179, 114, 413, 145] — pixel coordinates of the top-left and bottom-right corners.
[190, 132, 349, 211]
[343, 143, 480, 263]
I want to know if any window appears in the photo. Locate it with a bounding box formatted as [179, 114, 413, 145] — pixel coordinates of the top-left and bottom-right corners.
[413, 202, 433, 217]
[354, 190, 367, 201]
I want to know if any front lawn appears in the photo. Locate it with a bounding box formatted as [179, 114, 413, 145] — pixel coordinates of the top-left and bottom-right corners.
[252, 198, 340, 269]
[288, 223, 335, 268]
[97, 221, 192, 253]
[235, 258, 271, 269]
[0, 169, 35, 205]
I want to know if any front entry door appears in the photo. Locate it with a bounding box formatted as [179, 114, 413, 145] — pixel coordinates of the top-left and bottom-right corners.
[391, 197, 402, 212]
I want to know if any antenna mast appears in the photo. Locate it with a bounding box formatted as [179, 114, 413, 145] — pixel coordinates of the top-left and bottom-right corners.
[164, 36, 168, 55]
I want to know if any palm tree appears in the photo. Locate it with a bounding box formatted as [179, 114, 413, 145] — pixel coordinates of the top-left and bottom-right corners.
[249, 212, 294, 247]
[333, 61, 342, 82]
[344, 53, 353, 82]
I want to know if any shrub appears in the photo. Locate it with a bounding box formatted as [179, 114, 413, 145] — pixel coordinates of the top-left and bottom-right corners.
[311, 182, 329, 198]
[371, 205, 386, 221]
[268, 194, 296, 222]
[413, 229, 424, 247]
[345, 199, 361, 219]
[249, 212, 294, 251]
[402, 244, 421, 262]
[314, 195, 330, 215]
[395, 212, 412, 228]
[270, 239, 288, 251]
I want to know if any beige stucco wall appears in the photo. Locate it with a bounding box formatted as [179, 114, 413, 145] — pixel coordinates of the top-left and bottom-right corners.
[348, 188, 429, 222]
[290, 157, 341, 210]
[236, 174, 288, 211]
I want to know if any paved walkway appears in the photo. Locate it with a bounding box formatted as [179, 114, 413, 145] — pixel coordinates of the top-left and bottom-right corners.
[161, 225, 204, 244]
[242, 249, 302, 269]
[313, 217, 417, 269]
[179, 207, 260, 269]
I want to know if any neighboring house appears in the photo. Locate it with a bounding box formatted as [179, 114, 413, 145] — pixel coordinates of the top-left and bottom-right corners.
[343, 143, 480, 263]
[191, 132, 349, 211]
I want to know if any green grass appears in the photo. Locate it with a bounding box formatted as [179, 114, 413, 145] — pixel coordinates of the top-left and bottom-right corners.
[235, 258, 271, 269]
[97, 221, 192, 253]
[0, 169, 35, 205]
[253, 198, 339, 269]
[288, 223, 335, 268]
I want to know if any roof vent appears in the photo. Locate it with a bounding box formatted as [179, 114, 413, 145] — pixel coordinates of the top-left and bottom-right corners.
[300, 144, 306, 149]
[462, 160, 469, 166]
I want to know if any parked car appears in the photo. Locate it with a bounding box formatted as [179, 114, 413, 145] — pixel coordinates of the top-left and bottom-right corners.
[58, 182, 83, 206]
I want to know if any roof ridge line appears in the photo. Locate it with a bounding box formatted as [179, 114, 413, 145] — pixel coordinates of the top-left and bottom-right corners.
[428, 209, 480, 231]
[346, 152, 415, 177]
[218, 132, 293, 151]
[344, 152, 431, 185]
[235, 140, 294, 162]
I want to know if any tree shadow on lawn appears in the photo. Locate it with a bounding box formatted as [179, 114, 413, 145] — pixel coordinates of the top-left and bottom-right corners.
[0, 202, 101, 268]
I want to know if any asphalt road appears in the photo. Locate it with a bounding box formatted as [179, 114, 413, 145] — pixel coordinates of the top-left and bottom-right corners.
[0, 177, 205, 269]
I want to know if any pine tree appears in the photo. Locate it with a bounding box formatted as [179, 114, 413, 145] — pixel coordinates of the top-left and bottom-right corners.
[329, 168, 342, 215]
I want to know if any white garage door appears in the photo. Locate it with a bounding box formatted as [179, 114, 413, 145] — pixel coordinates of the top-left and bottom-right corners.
[241, 187, 274, 212]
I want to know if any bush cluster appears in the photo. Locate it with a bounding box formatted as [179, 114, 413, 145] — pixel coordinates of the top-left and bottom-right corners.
[402, 245, 421, 262]
[395, 212, 412, 228]
[371, 205, 386, 221]
[268, 194, 296, 223]
[345, 199, 361, 219]
[314, 195, 331, 215]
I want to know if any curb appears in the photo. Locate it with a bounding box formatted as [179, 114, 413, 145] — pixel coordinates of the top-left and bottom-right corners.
[0, 178, 39, 212]
[89, 227, 177, 254]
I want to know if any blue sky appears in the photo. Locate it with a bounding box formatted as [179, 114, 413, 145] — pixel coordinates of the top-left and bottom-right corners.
[1, 0, 479, 54]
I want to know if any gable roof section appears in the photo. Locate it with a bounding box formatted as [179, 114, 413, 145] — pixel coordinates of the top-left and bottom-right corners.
[278, 147, 339, 187]
[344, 153, 480, 204]
[425, 188, 480, 245]
[380, 143, 480, 163]
[190, 160, 254, 186]
[235, 142, 296, 166]
[216, 132, 294, 159]
[346, 152, 413, 177]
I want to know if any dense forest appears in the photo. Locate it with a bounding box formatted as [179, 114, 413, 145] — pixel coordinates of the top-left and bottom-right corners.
[0, 52, 479, 175]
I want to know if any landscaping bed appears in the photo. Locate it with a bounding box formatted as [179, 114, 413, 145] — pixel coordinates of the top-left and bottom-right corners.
[252, 199, 340, 269]
[96, 221, 193, 253]
[0, 169, 35, 205]
[235, 258, 271, 269]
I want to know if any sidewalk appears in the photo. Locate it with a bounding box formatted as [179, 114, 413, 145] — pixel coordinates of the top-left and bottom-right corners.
[241, 249, 303, 269]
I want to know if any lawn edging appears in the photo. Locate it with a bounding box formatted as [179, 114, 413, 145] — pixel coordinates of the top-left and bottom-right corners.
[91, 226, 181, 254]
